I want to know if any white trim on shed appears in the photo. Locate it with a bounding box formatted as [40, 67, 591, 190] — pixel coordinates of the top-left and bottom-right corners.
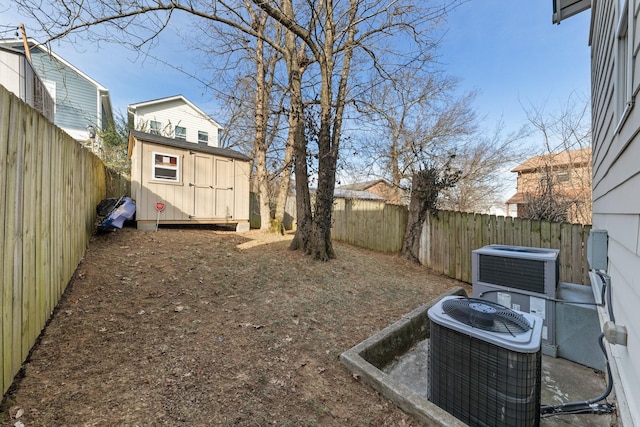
[128, 130, 250, 231]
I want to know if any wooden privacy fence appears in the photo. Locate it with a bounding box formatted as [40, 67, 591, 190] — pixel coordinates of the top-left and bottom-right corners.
[421, 211, 591, 285]
[0, 86, 109, 396]
[330, 200, 591, 285]
[332, 198, 408, 253]
[249, 192, 297, 231]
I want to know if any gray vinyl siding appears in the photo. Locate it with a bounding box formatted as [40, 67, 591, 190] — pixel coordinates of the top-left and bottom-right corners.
[30, 49, 99, 132]
[591, 0, 640, 422]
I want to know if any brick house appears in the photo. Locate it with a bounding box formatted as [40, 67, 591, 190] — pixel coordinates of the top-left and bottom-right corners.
[505, 148, 592, 224]
[337, 179, 406, 205]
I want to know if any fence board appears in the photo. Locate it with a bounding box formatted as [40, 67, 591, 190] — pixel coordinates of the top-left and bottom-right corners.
[0, 87, 110, 397]
[331, 199, 407, 253]
[331, 200, 592, 287]
[420, 210, 591, 286]
[22, 106, 36, 357]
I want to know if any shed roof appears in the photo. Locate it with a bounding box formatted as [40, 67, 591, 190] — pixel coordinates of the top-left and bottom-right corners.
[128, 129, 250, 161]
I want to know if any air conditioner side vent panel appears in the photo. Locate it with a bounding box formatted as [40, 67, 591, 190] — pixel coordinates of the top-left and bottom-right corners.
[478, 254, 546, 294]
[472, 245, 560, 299]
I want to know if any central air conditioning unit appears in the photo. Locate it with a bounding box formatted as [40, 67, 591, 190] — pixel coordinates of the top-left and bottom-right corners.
[472, 245, 559, 353]
[428, 296, 542, 427]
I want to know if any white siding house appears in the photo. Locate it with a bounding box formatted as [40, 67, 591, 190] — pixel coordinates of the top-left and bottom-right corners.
[0, 46, 54, 121]
[0, 38, 113, 145]
[557, 0, 640, 425]
[127, 95, 222, 148]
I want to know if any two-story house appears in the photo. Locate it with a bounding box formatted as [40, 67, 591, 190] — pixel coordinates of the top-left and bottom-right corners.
[505, 147, 592, 224]
[0, 38, 113, 147]
[127, 95, 222, 147]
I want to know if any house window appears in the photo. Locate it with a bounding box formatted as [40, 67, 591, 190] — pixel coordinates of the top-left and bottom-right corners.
[153, 152, 180, 182]
[615, 0, 633, 131]
[198, 131, 209, 144]
[150, 120, 162, 135]
[175, 126, 186, 140]
[557, 171, 570, 183]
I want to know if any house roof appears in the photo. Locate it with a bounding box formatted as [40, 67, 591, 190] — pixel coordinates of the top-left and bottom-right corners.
[127, 95, 223, 129]
[505, 192, 529, 205]
[511, 148, 591, 173]
[128, 129, 250, 161]
[0, 38, 110, 91]
[505, 188, 589, 205]
[0, 45, 24, 56]
[333, 189, 385, 200]
[338, 179, 391, 191]
[0, 38, 113, 123]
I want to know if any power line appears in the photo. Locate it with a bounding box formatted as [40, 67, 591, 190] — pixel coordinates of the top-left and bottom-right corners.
[0, 25, 20, 37]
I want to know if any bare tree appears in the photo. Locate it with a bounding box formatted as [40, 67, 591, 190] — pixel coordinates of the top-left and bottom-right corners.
[521, 169, 575, 222]
[437, 122, 531, 213]
[16, 0, 464, 260]
[357, 68, 477, 188]
[401, 159, 460, 262]
[521, 92, 592, 223]
[252, 0, 463, 260]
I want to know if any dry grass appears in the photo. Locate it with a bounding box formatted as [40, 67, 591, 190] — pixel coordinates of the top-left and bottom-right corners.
[1, 228, 467, 426]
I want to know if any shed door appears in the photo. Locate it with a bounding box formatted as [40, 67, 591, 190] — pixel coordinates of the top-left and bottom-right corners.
[192, 154, 214, 218]
[214, 158, 234, 219]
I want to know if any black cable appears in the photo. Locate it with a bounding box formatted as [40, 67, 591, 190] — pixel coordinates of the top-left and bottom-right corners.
[598, 271, 614, 323]
[473, 273, 617, 418]
[477, 288, 602, 306]
[540, 332, 614, 416]
[539, 271, 615, 417]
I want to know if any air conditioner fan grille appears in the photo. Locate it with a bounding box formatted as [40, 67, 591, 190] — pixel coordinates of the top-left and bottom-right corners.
[441, 297, 532, 335]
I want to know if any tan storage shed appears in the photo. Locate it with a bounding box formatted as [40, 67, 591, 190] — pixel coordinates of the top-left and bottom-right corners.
[128, 130, 251, 231]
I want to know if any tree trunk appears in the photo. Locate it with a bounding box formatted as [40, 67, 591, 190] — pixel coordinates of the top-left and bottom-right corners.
[288, 107, 312, 252]
[310, 157, 336, 260]
[272, 110, 295, 232]
[252, 13, 272, 230]
[402, 171, 436, 262]
[282, 1, 312, 251]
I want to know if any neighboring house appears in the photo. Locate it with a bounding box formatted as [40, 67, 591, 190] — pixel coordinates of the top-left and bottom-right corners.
[505, 148, 592, 224]
[337, 179, 405, 204]
[333, 189, 386, 201]
[127, 95, 222, 147]
[128, 130, 250, 231]
[0, 45, 54, 121]
[0, 38, 113, 146]
[557, 1, 639, 425]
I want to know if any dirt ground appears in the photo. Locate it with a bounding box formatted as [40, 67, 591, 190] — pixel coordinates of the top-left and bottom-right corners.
[0, 227, 468, 426]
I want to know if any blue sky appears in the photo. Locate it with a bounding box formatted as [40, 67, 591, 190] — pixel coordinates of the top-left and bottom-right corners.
[2, 1, 591, 143]
[438, 1, 591, 139]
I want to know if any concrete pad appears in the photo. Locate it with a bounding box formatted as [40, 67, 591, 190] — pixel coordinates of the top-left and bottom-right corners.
[235, 221, 250, 232]
[340, 287, 617, 427]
